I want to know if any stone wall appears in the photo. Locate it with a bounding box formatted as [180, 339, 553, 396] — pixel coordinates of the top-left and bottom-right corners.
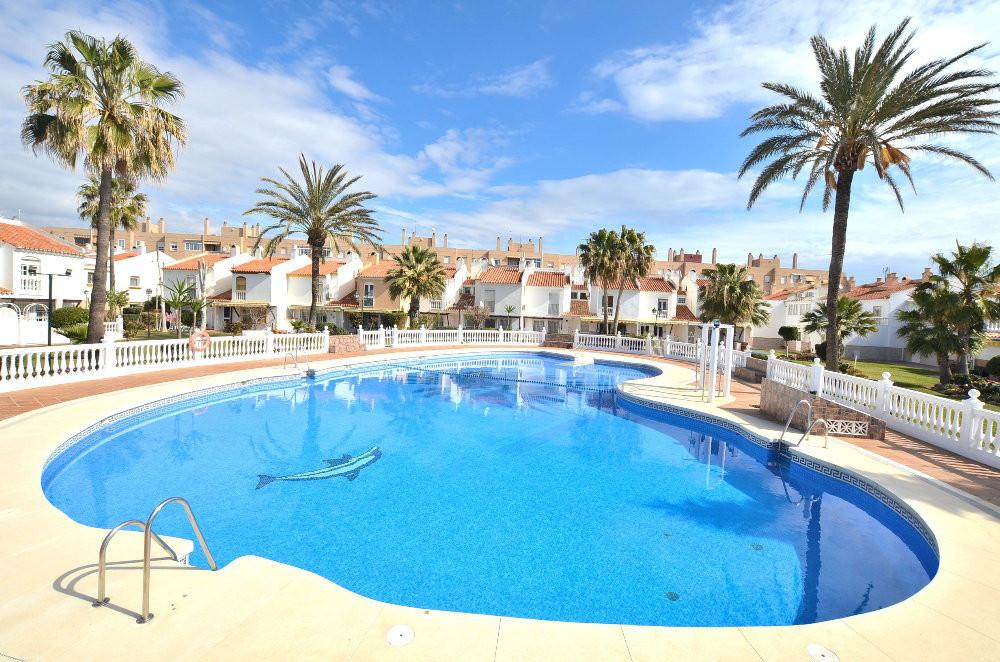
[329, 335, 364, 353]
[759, 378, 885, 440]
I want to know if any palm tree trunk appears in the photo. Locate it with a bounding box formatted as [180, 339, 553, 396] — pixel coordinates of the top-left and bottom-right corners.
[825, 169, 854, 372]
[937, 352, 953, 385]
[86, 168, 113, 344]
[601, 280, 610, 333]
[612, 277, 626, 334]
[957, 326, 971, 377]
[108, 226, 116, 300]
[308, 244, 321, 330]
[408, 296, 420, 327]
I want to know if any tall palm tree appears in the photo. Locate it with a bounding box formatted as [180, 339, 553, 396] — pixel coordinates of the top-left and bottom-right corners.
[738, 19, 999, 371]
[578, 228, 620, 333]
[801, 297, 879, 343]
[929, 242, 1000, 375]
[698, 264, 770, 341]
[385, 245, 447, 327]
[245, 154, 381, 329]
[22, 30, 185, 343]
[77, 174, 148, 295]
[897, 282, 963, 384]
[611, 226, 655, 333]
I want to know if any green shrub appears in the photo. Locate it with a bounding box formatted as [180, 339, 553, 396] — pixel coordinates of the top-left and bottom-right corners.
[777, 326, 801, 341]
[224, 321, 243, 336]
[60, 322, 89, 343]
[50, 306, 88, 329]
[986, 356, 1000, 378]
[814, 341, 827, 360]
[123, 319, 144, 339]
[346, 311, 363, 329]
[384, 311, 407, 328]
[321, 323, 348, 335]
[290, 319, 313, 333]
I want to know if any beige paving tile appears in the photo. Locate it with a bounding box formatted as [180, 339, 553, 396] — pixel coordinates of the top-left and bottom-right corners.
[740, 621, 891, 662]
[495, 617, 630, 662]
[910, 570, 1000, 642]
[623, 624, 763, 661]
[352, 604, 500, 662]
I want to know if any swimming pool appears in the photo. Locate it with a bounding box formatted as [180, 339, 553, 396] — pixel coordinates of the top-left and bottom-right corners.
[42, 352, 937, 627]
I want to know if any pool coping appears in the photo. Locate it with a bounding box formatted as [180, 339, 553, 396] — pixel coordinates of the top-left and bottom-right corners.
[2, 347, 1000, 661]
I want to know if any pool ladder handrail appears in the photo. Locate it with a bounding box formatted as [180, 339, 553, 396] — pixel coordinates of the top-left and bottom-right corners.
[282, 348, 311, 373]
[93, 496, 217, 624]
[776, 399, 829, 448]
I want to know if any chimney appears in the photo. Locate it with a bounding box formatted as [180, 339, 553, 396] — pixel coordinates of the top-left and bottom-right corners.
[128, 229, 136, 249]
[371, 251, 381, 265]
[230, 245, 239, 257]
[678, 248, 685, 261]
[885, 272, 899, 284]
[538, 236, 544, 256]
[158, 217, 166, 233]
[846, 277, 856, 290]
[443, 232, 449, 248]
[922, 267, 933, 281]
[136, 241, 146, 255]
[711, 248, 717, 264]
[203, 217, 210, 235]
[507, 237, 513, 251]
[431, 230, 436, 247]
[496, 236, 501, 250]
[747, 252, 753, 267]
[400, 227, 406, 246]
[241, 222, 248, 237]
[792, 252, 798, 268]
[667, 248, 674, 262]
[875, 277, 883, 284]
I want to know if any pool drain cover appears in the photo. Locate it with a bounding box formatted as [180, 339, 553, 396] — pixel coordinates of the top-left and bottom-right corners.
[387, 624, 415, 647]
[807, 643, 839, 662]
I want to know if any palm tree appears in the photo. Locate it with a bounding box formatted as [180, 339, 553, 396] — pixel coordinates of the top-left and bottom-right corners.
[77, 174, 148, 295]
[611, 226, 655, 333]
[738, 19, 999, 371]
[244, 154, 381, 329]
[163, 280, 193, 339]
[801, 297, 879, 343]
[929, 242, 1000, 375]
[578, 228, 620, 333]
[504, 304, 516, 329]
[22, 30, 185, 343]
[897, 282, 963, 384]
[698, 264, 770, 341]
[385, 245, 447, 327]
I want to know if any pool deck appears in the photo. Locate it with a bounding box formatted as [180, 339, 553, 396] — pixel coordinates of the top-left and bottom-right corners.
[2, 347, 1000, 661]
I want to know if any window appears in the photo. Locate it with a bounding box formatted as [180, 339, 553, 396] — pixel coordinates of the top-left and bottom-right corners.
[657, 298, 670, 312]
[546, 262, 554, 269]
[430, 299, 442, 310]
[129, 276, 140, 288]
[20, 262, 38, 276]
[234, 276, 247, 301]
[548, 292, 559, 316]
[363, 282, 374, 307]
[677, 295, 687, 305]
[322, 247, 331, 258]
[463, 286, 473, 295]
[604, 294, 614, 313]
[484, 289, 496, 313]
[780, 276, 786, 284]
[492, 259, 501, 266]
[506, 257, 520, 266]
[764, 275, 772, 283]
[872, 305, 883, 318]
[169, 243, 178, 251]
[527, 258, 541, 268]
[184, 240, 202, 251]
[156, 241, 165, 251]
[87, 272, 94, 285]
[442, 256, 451, 264]
[117, 239, 126, 249]
[74, 237, 89, 246]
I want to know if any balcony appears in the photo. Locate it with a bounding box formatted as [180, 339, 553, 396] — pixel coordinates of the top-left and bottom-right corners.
[20, 276, 42, 294]
[233, 290, 247, 301]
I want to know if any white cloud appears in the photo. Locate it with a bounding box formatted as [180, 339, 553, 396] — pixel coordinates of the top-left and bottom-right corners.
[588, 0, 1000, 121]
[326, 64, 383, 101]
[414, 58, 554, 98]
[0, 0, 511, 232]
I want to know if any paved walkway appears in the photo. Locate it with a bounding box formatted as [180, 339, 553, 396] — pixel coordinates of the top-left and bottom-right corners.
[3, 347, 998, 508]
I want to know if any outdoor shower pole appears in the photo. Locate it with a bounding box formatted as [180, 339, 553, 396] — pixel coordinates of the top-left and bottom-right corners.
[707, 320, 721, 403]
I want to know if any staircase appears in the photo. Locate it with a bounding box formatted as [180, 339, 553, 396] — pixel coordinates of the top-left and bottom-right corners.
[542, 333, 574, 349]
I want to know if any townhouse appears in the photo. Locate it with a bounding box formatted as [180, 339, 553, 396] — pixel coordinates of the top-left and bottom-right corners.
[841, 272, 926, 362]
[84, 244, 177, 304]
[754, 284, 827, 350]
[0, 218, 87, 312]
[575, 274, 700, 341]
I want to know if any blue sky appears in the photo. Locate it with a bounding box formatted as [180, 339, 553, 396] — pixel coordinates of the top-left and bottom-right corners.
[1, 0, 999, 281]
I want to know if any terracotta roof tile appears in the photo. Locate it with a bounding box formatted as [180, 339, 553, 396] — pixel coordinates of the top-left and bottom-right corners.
[463, 278, 475, 286]
[231, 257, 289, 274]
[207, 290, 232, 301]
[0, 223, 80, 255]
[113, 251, 138, 261]
[0, 285, 12, 295]
[571, 283, 589, 291]
[673, 305, 698, 322]
[636, 277, 675, 292]
[569, 299, 590, 316]
[479, 267, 522, 284]
[842, 279, 918, 301]
[526, 271, 568, 287]
[442, 266, 457, 278]
[452, 292, 475, 309]
[332, 292, 359, 306]
[163, 253, 230, 271]
[358, 260, 399, 277]
[288, 260, 345, 276]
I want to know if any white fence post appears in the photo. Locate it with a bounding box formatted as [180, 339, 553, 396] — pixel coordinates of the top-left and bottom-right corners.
[959, 389, 985, 442]
[264, 330, 275, 355]
[322, 327, 330, 352]
[419, 324, 427, 345]
[573, 329, 579, 348]
[646, 332, 653, 355]
[540, 326, 546, 344]
[499, 324, 505, 343]
[457, 324, 464, 344]
[876, 371, 893, 414]
[810, 357, 825, 396]
[357, 326, 364, 346]
[615, 332, 623, 351]
[766, 349, 775, 379]
[102, 337, 117, 373]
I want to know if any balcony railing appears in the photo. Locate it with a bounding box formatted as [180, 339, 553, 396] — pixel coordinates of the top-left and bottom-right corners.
[233, 290, 247, 301]
[20, 276, 42, 293]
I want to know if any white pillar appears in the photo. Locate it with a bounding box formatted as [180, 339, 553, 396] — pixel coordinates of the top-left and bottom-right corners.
[876, 371, 893, 414]
[722, 326, 734, 397]
[457, 324, 464, 344]
[959, 389, 985, 443]
[810, 357, 825, 396]
[707, 325, 720, 403]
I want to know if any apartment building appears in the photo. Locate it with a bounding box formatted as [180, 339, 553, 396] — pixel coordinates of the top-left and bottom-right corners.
[0, 218, 87, 311]
[754, 284, 827, 349]
[841, 271, 926, 362]
[83, 244, 177, 304]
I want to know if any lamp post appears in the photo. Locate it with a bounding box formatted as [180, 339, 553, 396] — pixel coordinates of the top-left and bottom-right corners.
[40, 268, 72, 346]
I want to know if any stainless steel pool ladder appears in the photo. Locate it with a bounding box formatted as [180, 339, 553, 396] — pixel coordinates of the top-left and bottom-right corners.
[282, 349, 311, 372]
[776, 399, 830, 448]
[93, 496, 217, 624]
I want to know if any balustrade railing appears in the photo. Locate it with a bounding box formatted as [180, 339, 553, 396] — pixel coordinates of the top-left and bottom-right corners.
[766, 352, 1000, 469]
[0, 330, 329, 392]
[357, 325, 546, 349]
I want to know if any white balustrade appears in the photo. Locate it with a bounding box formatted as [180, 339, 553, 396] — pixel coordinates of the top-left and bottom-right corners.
[0, 329, 329, 392]
[355, 325, 544, 350]
[766, 353, 1000, 469]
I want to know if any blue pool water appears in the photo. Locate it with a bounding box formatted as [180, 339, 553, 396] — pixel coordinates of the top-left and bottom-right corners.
[42, 353, 937, 626]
